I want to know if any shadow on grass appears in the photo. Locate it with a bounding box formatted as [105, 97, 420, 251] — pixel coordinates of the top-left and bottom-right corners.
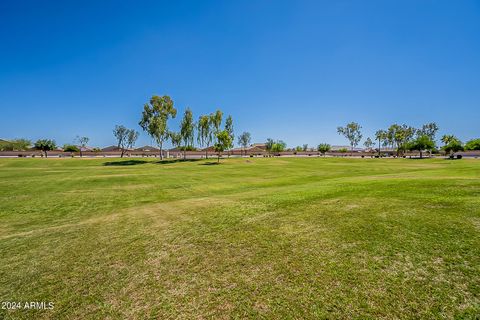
[155, 158, 203, 165]
[201, 161, 220, 166]
[103, 160, 149, 166]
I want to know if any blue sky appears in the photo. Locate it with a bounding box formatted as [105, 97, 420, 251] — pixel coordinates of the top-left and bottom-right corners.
[1, 0, 479, 148]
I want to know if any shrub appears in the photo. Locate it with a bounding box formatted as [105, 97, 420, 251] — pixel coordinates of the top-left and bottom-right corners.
[464, 139, 480, 151]
[317, 143, 331, 155]
[442, 140, 464, 155]
[63, 144, 80, 152]
[34, 139, 56, 157]
[407, 135, 435, 158]
[0, 138, 31, 151]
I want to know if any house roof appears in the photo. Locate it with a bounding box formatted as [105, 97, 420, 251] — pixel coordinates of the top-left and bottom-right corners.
[79, 146, 94, 151]
[246, 146, 266, 153]
[101, 145, 132, 152]
[101, 145, 119, 152]
[134, 145, 160, 151]
[330, 145, 354, 151]
[199, 146, 216, 152]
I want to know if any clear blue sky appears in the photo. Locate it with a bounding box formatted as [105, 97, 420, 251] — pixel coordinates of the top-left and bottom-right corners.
[1, 0, 479, 148]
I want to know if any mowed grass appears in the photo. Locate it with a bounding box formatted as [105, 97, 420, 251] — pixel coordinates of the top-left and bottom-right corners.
[0, 157, 479, 319]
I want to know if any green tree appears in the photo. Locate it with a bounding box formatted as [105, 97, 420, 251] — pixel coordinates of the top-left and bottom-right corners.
[363, 137, 374, 150]
[317, 143, 331, 156]
[237, 131, 251, 156]
[375, 130, 387, 157]
[386, 124, 415, 156]
[396, 125, 416, 156]
[407, 135, 435, 159]
[75, 136, 89, 157]
[139, 95, 177, 160]
[180, 108, 195, 159]
[126, 130, 139, 156]
[265, 139, 285, 155]
[15, 139, 32, 151]
[442, 139, 464, 156]
[302, 144, 308, 152]
[271, 140, 287, 153]
[441, 134, 456, 146]
[0, 138, 31, 151]
[225, 115, 234, 149]
[169, 131, 182, 155]
[214, 130, 232, 163]
[419, 122, 439, 141]
[113, 125, 138, 157]
[63, 144, 79, 152]
[387, 124, 400, 150]
[197, 115, 212, 158]
[210, 109, 223, 133]
[34, 139, 56, 157]
[265, 138, 274, 154]
[440, 134, 462, 156]
[337, 122, 362, 151]
[464, 138, 480, 151]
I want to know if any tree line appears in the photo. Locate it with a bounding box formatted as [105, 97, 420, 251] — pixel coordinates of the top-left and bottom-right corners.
[137, 95, 235, 162]
[335, 121, 479, 158]
[117, 95, 238, 162]
[2, 100, 480, 159]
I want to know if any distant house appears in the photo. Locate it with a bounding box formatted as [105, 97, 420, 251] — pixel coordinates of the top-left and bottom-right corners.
[199, 146, 215, 152]
[247, 146, 267, 153]
[233, 144, 267, 154]
[101, 145, 124, 152]
[79, 146, 94, 152]
[134, 145, 160, 152]
[250, 143, 267, 150]
[330, 145, 356, 151]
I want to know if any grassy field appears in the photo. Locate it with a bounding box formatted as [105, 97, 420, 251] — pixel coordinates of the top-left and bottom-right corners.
[0, 157, 479, 319]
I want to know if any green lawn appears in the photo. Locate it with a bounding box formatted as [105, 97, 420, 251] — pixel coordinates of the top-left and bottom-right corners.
[0, 157, 479, 319]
